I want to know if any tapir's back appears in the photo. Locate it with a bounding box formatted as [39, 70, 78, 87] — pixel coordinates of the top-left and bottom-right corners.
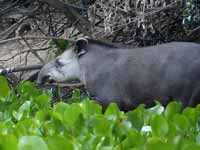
[80, 42, 200, 110]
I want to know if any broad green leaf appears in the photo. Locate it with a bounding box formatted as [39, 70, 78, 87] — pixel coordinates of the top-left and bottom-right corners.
[35, 110, 51, 122]
[17, 82, 42, 99]
[54, 102, 68, 116]
[0, 122, 8, 134]
[182, 143, 200, 150]
[127, 104, 145, 130]
[52, 103, 70, 132]
[150, 115, 169, 137]
[13, 101, 31, 121]
[145, 137, 175, 150]
[63, 103, 82, 127]
[35, 94, 51, 110]
[18, 136, 48, 150]
[45, 135, 73, 150]
[145, 104, 164, 123]
[80, 100, 102, 116]
[172, 114, 189, 132]
[72, 89, 81, 99]
[122, 128, 144, 149]
[182, 107, 198, 125]
[93, 115, 111, 136]
[0, 135, 17, 150]
[79, 133, 102, 150]
[166, 121, 177, 136]
[147, 104, 164, 115]
[113, 119, 132, 140]
[13, 110, 23, 121]
[0, 76, 10, 98]
[164, 101, 182, 120]
[105, 103, 123, 120]
[196, 132, 200, 145]
[14, 119, 40, 136]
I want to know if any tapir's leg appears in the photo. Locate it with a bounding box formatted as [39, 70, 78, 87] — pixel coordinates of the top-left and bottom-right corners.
[188, 87, 200, 107]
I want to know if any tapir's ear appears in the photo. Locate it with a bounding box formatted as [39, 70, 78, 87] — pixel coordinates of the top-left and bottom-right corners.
[75, 37, 88, 57]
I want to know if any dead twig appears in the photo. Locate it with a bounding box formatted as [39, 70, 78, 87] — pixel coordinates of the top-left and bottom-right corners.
[0, 16, 28, 40]
[21, 36, 45, 64]
[0, 65, 43, 75]
[0, 36, 75, 45]
[186, 26, 200, 38]
[39, 0, 93, 37]
[0, 47, 49, 62]
[46, 82, 84, 88]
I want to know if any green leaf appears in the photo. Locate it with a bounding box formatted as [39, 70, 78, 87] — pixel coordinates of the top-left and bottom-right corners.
[145, 137, 175, 150]
[122, 128, 144, 149]
[105, 103, 122, 120]
[113, 119, 132, 140]
[172, 114, 189, 132]
[14, 119, 40, 136]
[17, 82, 42, 99]
[145, 104, 164, 123]
[196, 132, 200, 145]
[35, 95, 51, 110]
[53, 102, 69, 122]
[48, 39, 70, 52]
[93, 115, 111, 136]
[13, 110, 23, 121]
[13, 101, 31, 121]
[35, 110, 51, 122]
[0, 122, 8, 134]
[127, 104, 145, 130]
[182, 107, 198, 126]
[0, 135, 17, 150]
[164, 101, 182, 120]
[72, 89, 81, 99]
[182, 143, 200, 150]
[45, 135, 73, 150]
[54, 102, 68, 115]
[150, 115, 169, 137]
[80, 100, 102, 116]
[63, 103, 82, 127]
[0, 76, 10, 98]
[18, 136, 48, 150]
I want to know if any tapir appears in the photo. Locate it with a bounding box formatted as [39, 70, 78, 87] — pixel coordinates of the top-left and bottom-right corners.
[37, 37, 200, 111]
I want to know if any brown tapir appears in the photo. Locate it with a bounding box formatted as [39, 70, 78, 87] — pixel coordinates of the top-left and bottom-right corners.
[37, 37, 200, 111]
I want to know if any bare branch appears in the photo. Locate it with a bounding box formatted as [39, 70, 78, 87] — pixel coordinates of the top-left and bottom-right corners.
[0, 16, 28, 40]
[0, 36, 75, 45]
[38, 0, 93, 37]
[0, 65, 43, 75]
[21, 37, 45, 64]
[45, 82, 84, 88]
[0, 47, 49, 62]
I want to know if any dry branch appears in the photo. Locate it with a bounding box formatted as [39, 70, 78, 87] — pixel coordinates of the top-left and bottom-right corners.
[39, 0, 93, 37]
[0, 65, 43, 75]
[0, 36, 75, 45]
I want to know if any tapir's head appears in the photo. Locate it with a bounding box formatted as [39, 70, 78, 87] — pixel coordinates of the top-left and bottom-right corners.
[37, 37, 89, 84]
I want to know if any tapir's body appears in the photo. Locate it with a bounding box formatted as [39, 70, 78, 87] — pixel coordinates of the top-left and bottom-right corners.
[38, 38, 200, 110]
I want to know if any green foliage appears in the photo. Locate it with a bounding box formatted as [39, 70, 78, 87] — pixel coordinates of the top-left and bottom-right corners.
[48, 39, 71, 56]
[0, 75, 200, 149]
[0, 75, 10, 98]
[182, 0, 200, 29]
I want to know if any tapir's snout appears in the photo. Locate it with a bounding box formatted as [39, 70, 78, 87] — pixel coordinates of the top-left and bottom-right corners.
[37, 64, 53, 85]
[38, 74, 54, 85]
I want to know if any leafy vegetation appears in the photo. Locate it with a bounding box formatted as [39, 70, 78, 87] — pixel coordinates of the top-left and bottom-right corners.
[0, 75, 200, 150]
[183, 0, 200, 29]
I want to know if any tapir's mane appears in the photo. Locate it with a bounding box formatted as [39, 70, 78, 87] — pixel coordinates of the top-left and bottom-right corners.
[87, 38, 120, 48]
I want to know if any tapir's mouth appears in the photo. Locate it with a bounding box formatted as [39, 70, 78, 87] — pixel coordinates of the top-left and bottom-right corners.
[39, 75, 55, 85]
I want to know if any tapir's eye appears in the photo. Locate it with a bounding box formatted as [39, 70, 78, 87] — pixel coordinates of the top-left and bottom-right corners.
[55, 59, 65, 67]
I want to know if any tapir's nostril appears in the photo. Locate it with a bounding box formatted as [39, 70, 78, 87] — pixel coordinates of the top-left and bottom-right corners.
[41, 75, 52, 84]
